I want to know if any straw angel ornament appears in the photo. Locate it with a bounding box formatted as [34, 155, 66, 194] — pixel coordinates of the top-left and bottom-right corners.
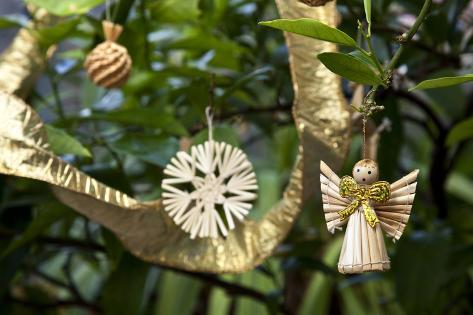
[162, 107, 258, 239]
[320, 159, 419, 273]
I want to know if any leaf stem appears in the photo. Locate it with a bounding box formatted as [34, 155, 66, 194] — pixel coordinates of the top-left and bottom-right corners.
[357, 21, 383, 75]
[366, 35, 383, 73]
[48, 72, 66, 121]
[360, 0, 432, 116]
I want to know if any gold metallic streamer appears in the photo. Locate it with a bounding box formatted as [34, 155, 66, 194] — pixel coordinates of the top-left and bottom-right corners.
[0, 0, 350, 273]
[0, 7, 57, 98]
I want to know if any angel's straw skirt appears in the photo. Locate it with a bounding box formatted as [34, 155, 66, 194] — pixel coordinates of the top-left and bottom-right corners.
[338, 208, 390, 273]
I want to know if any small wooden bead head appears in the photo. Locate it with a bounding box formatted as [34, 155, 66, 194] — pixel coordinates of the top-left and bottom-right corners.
[84, 21, 132, 89]
[352, 159, 379, 185]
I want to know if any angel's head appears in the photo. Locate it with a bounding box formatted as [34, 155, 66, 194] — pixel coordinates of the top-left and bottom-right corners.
[353, 159, 379, 185]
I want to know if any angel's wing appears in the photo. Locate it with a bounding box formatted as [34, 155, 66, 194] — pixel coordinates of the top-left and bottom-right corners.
[320, 161, 351, 233]
[374, 170, 419, 242]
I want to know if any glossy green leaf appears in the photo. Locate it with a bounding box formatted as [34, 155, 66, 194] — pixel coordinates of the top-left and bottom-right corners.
[102, 253, 150, 315]
[148, 0, 200, 23]
[273, 126, 298, 173]
[32, 18, 81, 47]
[409, 74, 473, 91]
[446, 173, 473, 205]
[87, 108, 188, 136]
[193, 125, 240, 147]
[318, 52, 384, 85]
[0, 14, 27, 29]
[25, 0, 104, 16]
[259, 18, 357, 47]
[45, 125, 92, 157]
[348, 50, 377, 71]
[109, 135, 179, 167]
[218, 67, 273, 103]
[155, 271, 202, 315]
[446, 117, 473, 146]
[252, 170, 280, 220]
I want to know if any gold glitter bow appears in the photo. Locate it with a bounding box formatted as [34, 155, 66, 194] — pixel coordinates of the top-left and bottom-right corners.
[338, 176, 390, 227]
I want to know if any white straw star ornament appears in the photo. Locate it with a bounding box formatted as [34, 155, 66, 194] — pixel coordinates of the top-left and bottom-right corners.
[161, 107, 258, 239]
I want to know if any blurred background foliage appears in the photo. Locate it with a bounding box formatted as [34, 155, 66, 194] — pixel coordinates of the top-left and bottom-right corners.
[0, 0, 472, 314]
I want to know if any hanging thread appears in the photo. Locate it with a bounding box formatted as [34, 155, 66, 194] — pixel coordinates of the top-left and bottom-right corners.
[206, 73, 216, 142]
[206, 106, 214, 142]
[362, 116, 367, 159]
[105, 0, 112, 21]
[105, 0, 120, 22]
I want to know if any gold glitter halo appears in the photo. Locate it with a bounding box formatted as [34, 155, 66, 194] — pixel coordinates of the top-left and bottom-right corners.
[0, 0, 351, 273]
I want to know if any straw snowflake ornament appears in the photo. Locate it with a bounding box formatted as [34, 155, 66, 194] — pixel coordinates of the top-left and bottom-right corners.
[162, 108, 258, 239]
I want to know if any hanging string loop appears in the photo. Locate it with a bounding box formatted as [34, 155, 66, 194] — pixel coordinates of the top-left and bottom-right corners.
[206, 106, 214, 142]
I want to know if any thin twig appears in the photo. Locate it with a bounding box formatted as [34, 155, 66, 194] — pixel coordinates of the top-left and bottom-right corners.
[387, 0, 433, 71]
[48, 72, 66, 121]
[5, 295, 102, 313]
[0, 227, 105, 252]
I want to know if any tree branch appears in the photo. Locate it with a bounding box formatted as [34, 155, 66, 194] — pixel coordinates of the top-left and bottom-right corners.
[5, 294, 101, 313]
[394, 89, 446, 131]
[0, 227, 105, 252]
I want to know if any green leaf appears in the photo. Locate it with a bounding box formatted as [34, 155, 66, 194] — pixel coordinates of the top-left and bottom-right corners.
[155, 271, 202, 315]
[32, 17, 81, 47]
[0, 15, 27, 29]
[252, 170, 280, 220]
[25, 0, 104, 16]
[218, 67, 272, 103]
[363, 0, 371, 25]
[446, 173, 473, 205]
[446, 117, 473, 146]
[348, 50, 377, 71]
[109, 135, 179, 167]
[317, 52, 384, 85]
[409, 74, 473, 91]
[192, 125, 240, 147]
[102, 253, 150, 315]
[87, 108, 188, 136]
[2, 202, 73, 258]
[45, 125, 92, 157]
[148, 0, 200, 23]
[273, 126, 298, 173]
[259, 18, 357, 47]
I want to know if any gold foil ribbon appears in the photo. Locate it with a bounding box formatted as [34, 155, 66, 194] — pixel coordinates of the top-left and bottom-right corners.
[338, 176, 391, 227]
[0, 6, 58, 98]
[0, 0, 350, 273]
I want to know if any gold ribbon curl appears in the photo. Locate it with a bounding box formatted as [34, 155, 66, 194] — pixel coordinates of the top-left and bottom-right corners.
[0, 0, 350, 273]
[338, 176, 390, 227]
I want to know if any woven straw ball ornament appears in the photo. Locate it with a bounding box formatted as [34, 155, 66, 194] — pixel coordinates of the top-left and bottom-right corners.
[84, 21, 132, 89]
[161, 109, 258, 239]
